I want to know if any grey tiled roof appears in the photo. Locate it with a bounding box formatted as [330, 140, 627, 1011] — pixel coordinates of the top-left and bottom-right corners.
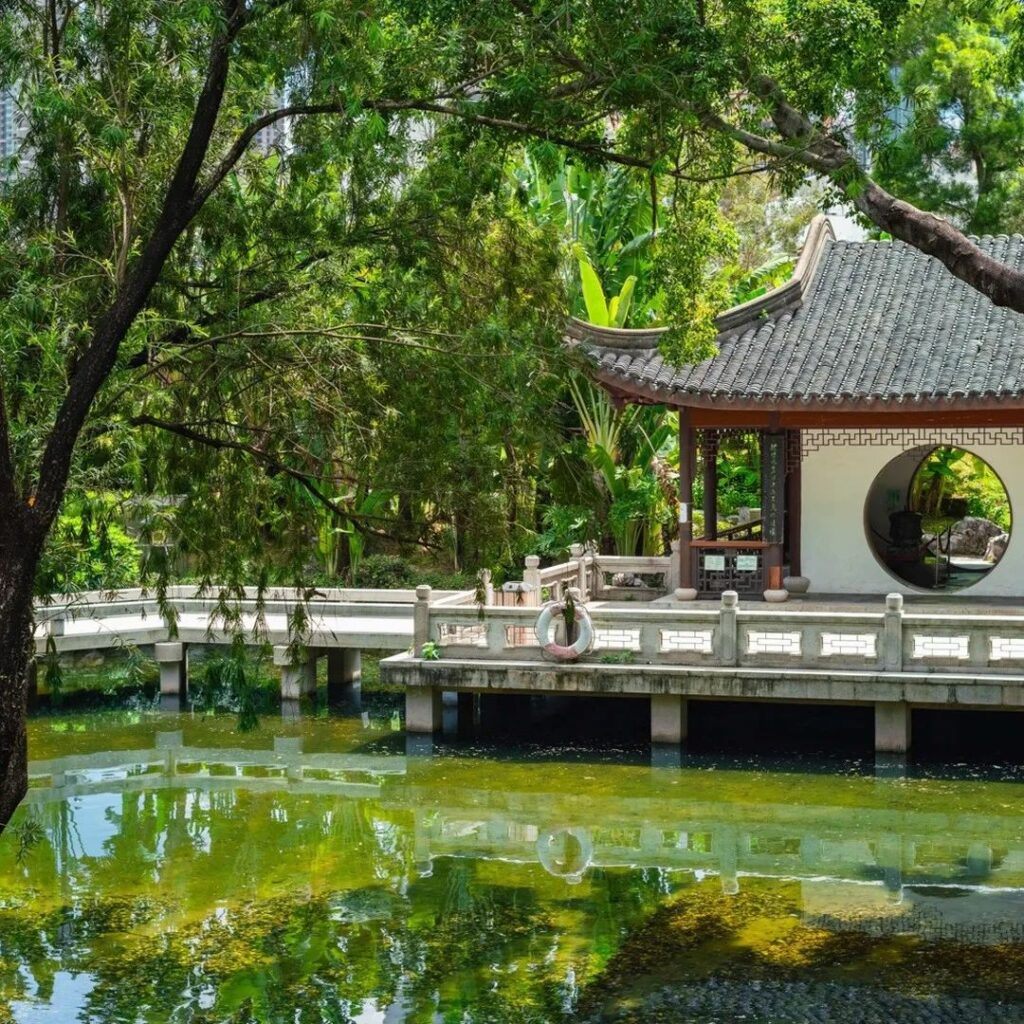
[572, 226, 1024, 406]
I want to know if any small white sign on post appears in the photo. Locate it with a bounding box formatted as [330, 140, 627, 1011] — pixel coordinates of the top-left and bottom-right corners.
[703, 554, 726, 571]
[736, 555, 759, 572]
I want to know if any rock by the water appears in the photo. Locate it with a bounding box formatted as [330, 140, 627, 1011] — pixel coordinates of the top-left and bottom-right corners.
[944, 517, 1004, 556]
[75, 650, 105, 669]
[611, 573, 647, 588]
[984, 532, 1010, 562]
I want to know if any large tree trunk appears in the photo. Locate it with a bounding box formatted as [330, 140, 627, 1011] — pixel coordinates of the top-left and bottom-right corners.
[0, 544, 42, 831]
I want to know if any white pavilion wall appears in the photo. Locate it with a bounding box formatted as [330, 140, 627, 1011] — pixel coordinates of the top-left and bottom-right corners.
[800, 434, 1023, 597]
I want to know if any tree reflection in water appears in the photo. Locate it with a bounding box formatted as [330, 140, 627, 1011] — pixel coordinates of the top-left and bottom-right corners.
[1, 711, 1024, 1021]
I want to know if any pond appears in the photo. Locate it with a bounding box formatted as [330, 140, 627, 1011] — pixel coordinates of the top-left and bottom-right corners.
[3, 704, 1024, 1023]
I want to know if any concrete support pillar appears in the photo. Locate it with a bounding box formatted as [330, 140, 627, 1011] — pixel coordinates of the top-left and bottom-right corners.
[877, 833, 904, 898]
[442, 690, 459, 736]
[280, 699, 302, 721]
[274, 645, 317, 700]
[714, 827, 740, 895]
[875, 701, 911, 754]
[274, 736, 304, 781]
[327, 648, 361, 702]
[651, 694, 688, 744]
[457, 691, 478, 737]
[406, 687, 442, 733]
[154, 641, 187, 698]
[156, 730, 183, 775]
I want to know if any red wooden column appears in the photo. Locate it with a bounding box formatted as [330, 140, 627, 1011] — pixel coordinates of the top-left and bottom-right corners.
[679, 409, 695, 590]
[702, 428, 718, 541]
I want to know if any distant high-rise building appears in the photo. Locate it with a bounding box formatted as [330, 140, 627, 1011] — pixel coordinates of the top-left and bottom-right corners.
[253, 115, 288, 157]
[0, 86, 29, 176]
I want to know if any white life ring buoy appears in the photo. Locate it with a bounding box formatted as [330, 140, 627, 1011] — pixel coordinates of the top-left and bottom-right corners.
[536, 826, 594, 884]
[535, 600, 593, 660]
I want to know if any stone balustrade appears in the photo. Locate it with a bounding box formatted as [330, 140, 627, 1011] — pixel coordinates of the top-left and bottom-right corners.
[388, 585, 1024, 752]
[419, 589, 1024, 678]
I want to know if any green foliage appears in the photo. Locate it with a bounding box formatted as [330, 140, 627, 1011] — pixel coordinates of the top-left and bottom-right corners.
[563, 378, 675, 556]
[105, 644, 150, 696]
[191, 640, 275, 732]
[516, 153, 661, 324]
[7, 0, 1013, 638]
[716, 442, 762, 517]
[12, 818, 44, 865]
[912, 448, 1011, 528]
[535, 505, 596, 559]
[872, 3, 1024, 233]
[576, 248, 637, 327]
[598, 651, 635, 665]
[729, 256, 797, 305]
[658, 184, 739, 366]
[43, 636, 62, 708]
[35, 495, 140, 594]
[356, 555, 415, 590]
[420, 641, 441, 660]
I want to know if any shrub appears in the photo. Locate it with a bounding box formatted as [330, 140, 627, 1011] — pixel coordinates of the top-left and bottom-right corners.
[356, 555, 416, 589]
[37, 497, 141, 593]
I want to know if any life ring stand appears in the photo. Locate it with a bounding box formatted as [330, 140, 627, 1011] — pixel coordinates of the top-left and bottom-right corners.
[535, 599, 593, 660]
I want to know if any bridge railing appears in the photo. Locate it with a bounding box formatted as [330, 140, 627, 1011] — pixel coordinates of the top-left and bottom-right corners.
[518, 546, 679, 605]
[417, 589, 1024, 676]
[31, 584, 473, 655]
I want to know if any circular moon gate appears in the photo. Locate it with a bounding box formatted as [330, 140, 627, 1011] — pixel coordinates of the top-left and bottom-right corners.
[864, 447, 1011, 592]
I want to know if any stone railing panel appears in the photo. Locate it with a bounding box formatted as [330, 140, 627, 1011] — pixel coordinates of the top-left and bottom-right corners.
[736, 611, 885, 671]
[902, 615, 1024, 673]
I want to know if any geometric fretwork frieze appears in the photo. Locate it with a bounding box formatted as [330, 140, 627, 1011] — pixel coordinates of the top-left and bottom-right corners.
[800, 427, 1024, 457]
[696, 428, 803, 472]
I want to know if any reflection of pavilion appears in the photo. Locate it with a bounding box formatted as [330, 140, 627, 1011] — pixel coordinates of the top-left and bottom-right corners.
[23, 737, 1024, 942]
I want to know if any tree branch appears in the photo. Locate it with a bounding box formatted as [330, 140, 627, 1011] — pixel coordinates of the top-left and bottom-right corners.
[129, 414, 388, 527]
[32, 1, 247, 525]
[700, 77, 1024, 314]
[743, 76, 1024, 313]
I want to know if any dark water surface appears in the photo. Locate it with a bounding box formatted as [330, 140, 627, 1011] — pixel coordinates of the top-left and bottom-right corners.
[3, 705, 1024, 1022]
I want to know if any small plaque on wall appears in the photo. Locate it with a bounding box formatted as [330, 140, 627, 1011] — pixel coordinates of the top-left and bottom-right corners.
[703, 554, 726, 571]
[736, 555, 759, 572]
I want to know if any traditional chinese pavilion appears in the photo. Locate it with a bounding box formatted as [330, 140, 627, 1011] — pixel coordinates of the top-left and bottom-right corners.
[570, 216, 1024, 599]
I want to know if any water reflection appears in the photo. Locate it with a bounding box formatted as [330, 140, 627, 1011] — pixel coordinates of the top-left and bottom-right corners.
[3, 712, 1024, 1021]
